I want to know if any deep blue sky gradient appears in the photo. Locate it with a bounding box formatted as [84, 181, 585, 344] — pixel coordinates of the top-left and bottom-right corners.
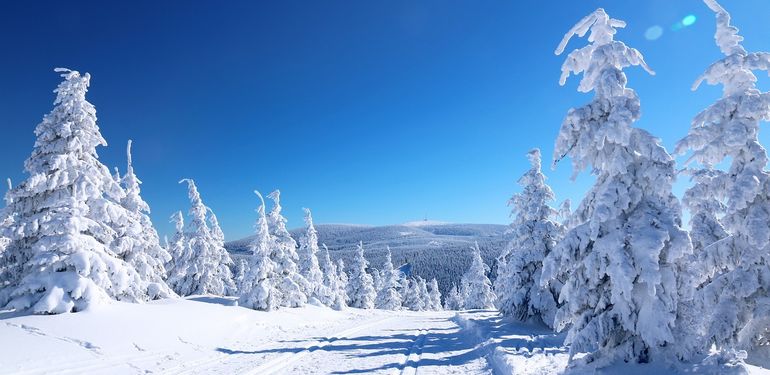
[2, 1, 770, 240]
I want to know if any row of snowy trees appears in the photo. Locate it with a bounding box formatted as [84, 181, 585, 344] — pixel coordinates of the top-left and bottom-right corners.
[491, 0, 770, 367]
[0, 66, 447, 316]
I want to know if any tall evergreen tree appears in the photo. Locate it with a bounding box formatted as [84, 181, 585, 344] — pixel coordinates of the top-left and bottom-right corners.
[298, 208, 330, 305]
[346, 241, 375, 309]
[402, 277, 426, 311]
[266, 190, 307, 307]
[674, 0, 770, 354]
[320, 244, 346, 310]
[544, 9, 691, 364]
[461, 242, 495, 309]
[165, 211, 186, 280]
[168, 179, 234, 296]
[444, 283, 463, 311]
[375, 247, 402, 310]
[114, 140, 174, 299]
[239, 191, 279, 311]
[496, 149, 563, 327]
[336, 258, 350, 305]
[427, 278, 442, 311]
[0, 68, 145, 313]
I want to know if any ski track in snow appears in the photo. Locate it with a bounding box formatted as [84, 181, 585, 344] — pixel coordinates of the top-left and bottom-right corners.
[398, 328, 428, 375]
[165, 316, 397, 375]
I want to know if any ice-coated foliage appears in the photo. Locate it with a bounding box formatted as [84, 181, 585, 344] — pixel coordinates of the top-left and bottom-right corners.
[114, 140, 174, 300]
[461, 242, 495, 309]
[298, 208, 332, 305]
[239, 191, 279, 311]
[337, 258, 350, 305]
[346, 241, 376, 309]
[444, 284, 463, 311]
[266, 190, 307, 307]
[544, 9, 691, 364]
[417, 277, 430, 309]
[427, 278, 442, 311]
[496, 149, 563, 327]
[167, 179, 235, 296]
[165, 211, 186, 279]
[320, 244, 347, 310]
[0, 69, 145, 313]
[402, 277, 426, 311]
[0, 179, 13, 268]
[375, 248, 402, 310]
[674, 0, 770, 354]
[372, 269, 382, 294]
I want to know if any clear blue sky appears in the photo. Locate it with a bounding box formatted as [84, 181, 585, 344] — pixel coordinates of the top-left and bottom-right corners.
[2, 1, 770, 240]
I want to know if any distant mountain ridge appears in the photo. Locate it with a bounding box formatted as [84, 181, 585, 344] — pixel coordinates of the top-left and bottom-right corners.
[225, 222, 511, 297]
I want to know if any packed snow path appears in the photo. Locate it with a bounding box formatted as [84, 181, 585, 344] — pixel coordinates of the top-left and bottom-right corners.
[0, 298, 496, 375]
[3, 298, 769, 374]
[180, 312, 490, 375]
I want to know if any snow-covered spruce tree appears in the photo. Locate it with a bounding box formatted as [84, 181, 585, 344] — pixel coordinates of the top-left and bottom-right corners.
[206, 206, 236, 295]
[266, 190, 307, 307]
[234, 258, 249, 291]
[417, 277, 430, 309]
[375, 247, 402, 310]
[169, 179, 235, 296]
[461, 242, 495, 309]
[239, 191, 279, 311]
[427, 278, 442, 311]
[444, 284, 463, 310]
[114, 140, 174, 299]
[346, 241, 376, 309]
[336, 258, 350, 305]
[165, 211, 186, 280]
[0, 68, 145, 313]
[0, 179, 13, 258]
[298, 208, 332, 305]
[403, 278, 426, 311]
[542, 9, 691, 364]
[674, 167, 730, 359]
[320, 244, 346, 310]
[674, 0, 770, 353]
[496, 149, 563, 327]
[372, 268, 382, 295]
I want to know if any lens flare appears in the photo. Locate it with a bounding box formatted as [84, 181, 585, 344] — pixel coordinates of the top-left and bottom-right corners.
[682, 15, 697, 26]
[645, 26, 664, 40]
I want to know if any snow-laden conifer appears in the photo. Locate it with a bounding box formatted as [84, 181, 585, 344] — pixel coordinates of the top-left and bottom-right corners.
[346, 241, 375, 309]
[417, 277, 430, 309]
[427, 278, 442, 311]
[320, 244, 346, 310]
[266, 190, 307, 307]
[336, 258, 350, 305]
[444, 284, 463, 311]
[460, 242, 495, 309]
[402, 278, 426, 311]
[298, 208, 333, 305]
[375, 247, 402, 310]
[372, 269, 382, 295]
[0, 179, 13, 267]
[674, 0, 770, 354]
[168, 179, 234, 296]
[543, 9, 691, 364]
[165, 211, 186, 279]
[239, 191, 279, 311]
[114, 140, 174, 299]
[0, 69, 145, 313]
[496, 149, 563, 327]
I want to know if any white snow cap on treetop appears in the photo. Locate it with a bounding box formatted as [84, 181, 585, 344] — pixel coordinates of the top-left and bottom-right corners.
[555, 8, 653, 92]
[703, 0, 746, 57]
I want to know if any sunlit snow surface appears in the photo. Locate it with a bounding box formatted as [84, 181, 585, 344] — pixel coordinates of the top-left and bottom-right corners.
[0, 298, 767, 374]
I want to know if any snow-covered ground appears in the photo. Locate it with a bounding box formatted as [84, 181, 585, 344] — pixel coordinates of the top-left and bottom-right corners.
[1, 297, 769, 374]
